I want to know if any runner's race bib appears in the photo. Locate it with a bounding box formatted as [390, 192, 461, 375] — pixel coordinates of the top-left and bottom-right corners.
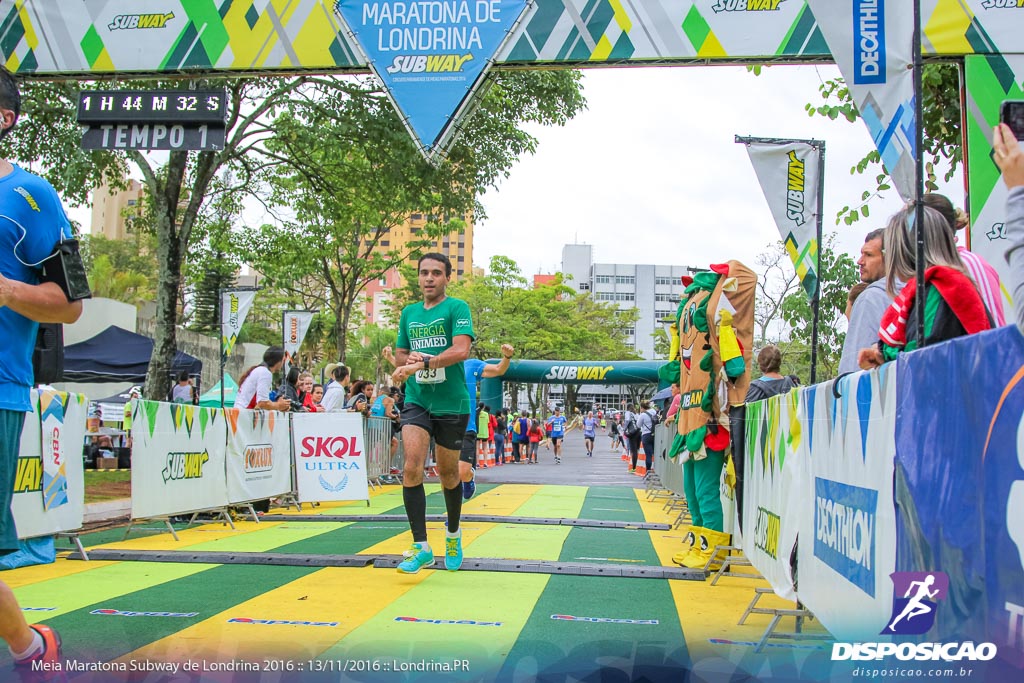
[415, 367, 446, 384]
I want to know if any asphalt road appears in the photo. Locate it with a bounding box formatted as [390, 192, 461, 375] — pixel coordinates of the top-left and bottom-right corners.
[474, 426, 651, 488]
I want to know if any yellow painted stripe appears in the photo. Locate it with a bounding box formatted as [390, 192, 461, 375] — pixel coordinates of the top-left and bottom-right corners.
[14, 562, 220, 621]
[316, 571, 550, 679]
[119, 565, 425, 663]
[510, 484, 586, 518]
[3, 557, 117, 589]
[464, 482, 542, 516]
[89, 520, 293, 552]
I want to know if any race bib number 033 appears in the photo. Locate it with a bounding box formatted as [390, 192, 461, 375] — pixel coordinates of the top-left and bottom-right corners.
[415, 367, 446, 384]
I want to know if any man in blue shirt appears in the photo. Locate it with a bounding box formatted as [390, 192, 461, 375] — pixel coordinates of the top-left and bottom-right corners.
[0, 67, 82, 669]
[458, 343, 514, 500]
[546, 407, 567, 464]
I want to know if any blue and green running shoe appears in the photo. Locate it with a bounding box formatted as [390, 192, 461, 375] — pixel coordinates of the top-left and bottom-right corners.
[396, 542, 433, 574]
[444, 530, 463, 571]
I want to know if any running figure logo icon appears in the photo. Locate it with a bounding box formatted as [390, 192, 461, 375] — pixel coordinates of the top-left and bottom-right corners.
[881, 571, 949, 635]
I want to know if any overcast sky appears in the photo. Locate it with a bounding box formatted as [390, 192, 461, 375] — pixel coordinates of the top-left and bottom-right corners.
[475, 64, 963, 279]
[70, 64, 963, 284]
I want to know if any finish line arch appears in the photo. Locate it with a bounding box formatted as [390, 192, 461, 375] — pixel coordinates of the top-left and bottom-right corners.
[479, 359, 666, 413]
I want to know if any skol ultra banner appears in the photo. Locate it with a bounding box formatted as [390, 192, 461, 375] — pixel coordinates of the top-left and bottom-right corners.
[797, 365, 898, 641]
[805, 0, 917, 200]
[334, 0, 530, 160]
[221, 289, 256, 360]
[742, 388, 805, 601]
[12, 390, 88, 539]
[894, 326, 1024, 676]
[964, 53, 1019, 321]
[291, 412, 369, 503]
[744, 140, 821, 300]
[130, 400, 228, 519]
[282, 310, 314, 360]
[224, 408, 292, 505]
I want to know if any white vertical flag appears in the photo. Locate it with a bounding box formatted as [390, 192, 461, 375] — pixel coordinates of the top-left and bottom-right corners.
[745, 140, 822, 301]
[221, 289, 256, 360]
[282, 310, 315, 360]
[806, 0, 916, 200]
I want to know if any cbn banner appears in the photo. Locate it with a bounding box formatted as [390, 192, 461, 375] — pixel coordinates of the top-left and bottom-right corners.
[744, 140, 821, 300]
[805, 0, 917, 200]
[12, 390, 88, 539]
[895, 326, 1024, 675]
[291, 412, 369, 503]
[224, 408, 292, 505]
[221, 289, 256, 360]
[742, 388, 805, 601]
[797, 365, 898, 641]
[131, 400, 228, 519]
[282, 310, 315, 360]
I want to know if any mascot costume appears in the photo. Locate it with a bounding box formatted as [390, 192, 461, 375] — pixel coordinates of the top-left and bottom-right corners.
[663, 260, 756, 570]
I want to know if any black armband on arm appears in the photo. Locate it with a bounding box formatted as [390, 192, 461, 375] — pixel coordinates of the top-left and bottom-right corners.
[39, 239, 91, 301]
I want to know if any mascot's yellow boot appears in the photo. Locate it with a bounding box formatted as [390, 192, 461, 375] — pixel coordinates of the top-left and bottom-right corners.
[682, 528, 731, 570]
[672, 526, 702, 566]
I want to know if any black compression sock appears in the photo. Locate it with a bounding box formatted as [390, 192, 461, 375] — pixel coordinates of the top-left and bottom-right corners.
[443, 483, 463, 533]
[403, 484, 427, 542]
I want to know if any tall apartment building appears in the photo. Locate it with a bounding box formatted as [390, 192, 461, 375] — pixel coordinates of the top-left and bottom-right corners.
[379, 212, 474, 280]
[91, 179, 145, 240]
[561, 244, 696, 360]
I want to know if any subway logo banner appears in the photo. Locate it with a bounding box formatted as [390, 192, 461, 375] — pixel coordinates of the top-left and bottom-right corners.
[8, 2, 1024, 77]
[965, 53, 1019, 322]
[224, 408, 292, 505]
[743, 387, 805, 601]
[744, 140, 821, 300]
[334, 0, 531, 160]
[291, 412, 369, 503]
[221, 289, 256, 361]
[12, 390, 88, 539]
[797, 365, 898, 641]
[131, 400, 228, 519]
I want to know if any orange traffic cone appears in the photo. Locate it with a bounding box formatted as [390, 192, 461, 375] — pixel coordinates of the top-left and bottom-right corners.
[634, 463, 647, 476]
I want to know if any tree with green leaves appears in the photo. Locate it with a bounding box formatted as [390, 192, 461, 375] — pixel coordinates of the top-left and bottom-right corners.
[778, 235, 859, 381]
[805, 63, 961, 225]
[246, 71, 585, 363]
[448, 256, 637, 414]
[10, 69, 583, 400]
[79, 232, 158, 306]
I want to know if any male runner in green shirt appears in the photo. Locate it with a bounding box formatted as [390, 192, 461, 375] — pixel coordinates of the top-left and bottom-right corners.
[391, 253, 474, 573]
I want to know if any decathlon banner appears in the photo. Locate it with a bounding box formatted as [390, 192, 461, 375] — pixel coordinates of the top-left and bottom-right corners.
[225, 408, 292, 505]
[742, 389, 805, 601]
[797, 364, 898, 641]
[282, 310, 315, 360]
[130, 400, 228, 519]
[12, 390, 88, 539]
[895, 326, 1024, 674]
[221, 289, 256, 360]
[805, 0, 917, 200]
[291, 412, 369, 503]
[743, 139, 821, 300]
[334, 0, 530, 159]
